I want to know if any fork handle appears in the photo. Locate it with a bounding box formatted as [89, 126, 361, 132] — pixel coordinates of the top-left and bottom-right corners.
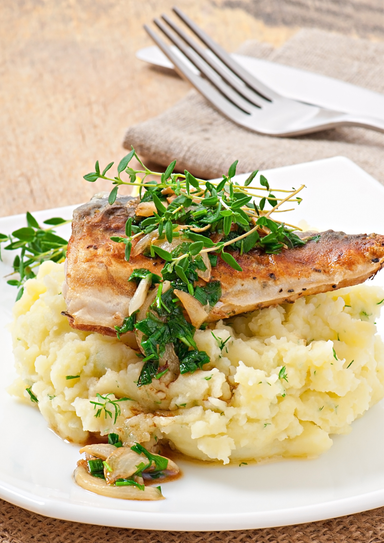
[339, 114, 384, 134]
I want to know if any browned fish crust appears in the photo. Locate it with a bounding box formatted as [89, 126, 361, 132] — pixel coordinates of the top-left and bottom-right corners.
[63, 196, 384, 335]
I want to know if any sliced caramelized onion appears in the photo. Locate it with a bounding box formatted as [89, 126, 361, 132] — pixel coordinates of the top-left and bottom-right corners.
[74, 465, 164, 501]
[145, 453, 180, 476]
[79, 444, 117, 460]
[132, 229, 159, 257]
[152, 236, 185, 254]
[104, 447, 148, 484]
[174, 289, 209, 329]
[135, 201, 157, 217]
[161, 187, 175, 196]
[129, 276, 152, 316]
[196, 252, 212, 282]
[158, 343, 180, 384]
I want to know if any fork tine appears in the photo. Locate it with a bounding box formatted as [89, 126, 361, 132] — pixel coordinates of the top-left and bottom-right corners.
[144, 24, 250, 124]
[153, 18, 255, 114]
[161, 13, 267, 108]
[173, 6, 278, 102]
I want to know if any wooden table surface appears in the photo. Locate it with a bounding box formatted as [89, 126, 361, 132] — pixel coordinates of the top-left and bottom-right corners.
[2, 0, 383, 219]
[0, 0, 294, 219]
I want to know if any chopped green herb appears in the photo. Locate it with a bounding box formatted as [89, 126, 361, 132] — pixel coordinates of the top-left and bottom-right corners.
[131, 443, 168, 473]
[347, 360, 354, 369]
[128, 268, 161, 284]
[26, 386, 38, 403]
[211, 332, 231, 353]
[239, 462, 248, 466]
[115, 312, 137, 339]
[88, 458, 104, 475]
[155, 368, 169, 379]
[108, 433, 123, 447]
[115, 478, 145, 491]
[377, 299, 384, 305]
[179, 350, 210, 374]
[278, 366, 288, 382]
[194, 281, 222, 308]
[332, 347, 338, 361]
[66, 375, 80, 380]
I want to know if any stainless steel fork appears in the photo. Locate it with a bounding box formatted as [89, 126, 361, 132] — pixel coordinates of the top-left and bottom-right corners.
[144, 7, 384, 137]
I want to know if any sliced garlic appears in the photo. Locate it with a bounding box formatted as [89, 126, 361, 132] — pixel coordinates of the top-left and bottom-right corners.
[129, 276, 152, 316]
[104, 447, 148, 484]
[196, 252, 212, 282]
[135, 201, 157, 217]
[79, 444, 117, 460]
[174, 289, 209, 328]
[131, 229, 159, 257]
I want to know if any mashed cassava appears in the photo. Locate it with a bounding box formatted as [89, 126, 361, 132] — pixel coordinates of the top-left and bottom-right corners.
[9, 261, 384, 464]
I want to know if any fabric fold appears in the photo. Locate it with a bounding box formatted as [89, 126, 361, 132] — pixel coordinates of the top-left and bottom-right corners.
[123, 29, 384, 183]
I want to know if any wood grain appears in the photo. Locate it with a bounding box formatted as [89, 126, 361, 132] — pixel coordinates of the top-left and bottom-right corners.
[0, 0, 294, 218]
[0, 0, 382, 219]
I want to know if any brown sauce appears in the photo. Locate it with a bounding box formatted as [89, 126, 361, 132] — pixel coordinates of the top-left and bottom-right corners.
[82, 432, 109, 445]
[143, 469, 183, 486]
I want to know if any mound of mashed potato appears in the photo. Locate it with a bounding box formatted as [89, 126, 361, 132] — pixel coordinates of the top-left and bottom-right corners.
[9, 261, 384, 464]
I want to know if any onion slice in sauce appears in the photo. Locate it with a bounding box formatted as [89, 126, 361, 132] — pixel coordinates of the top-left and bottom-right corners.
[104, 447, 149, 484]
[79, 444, 117, 460]
[74, 465, 164, 501]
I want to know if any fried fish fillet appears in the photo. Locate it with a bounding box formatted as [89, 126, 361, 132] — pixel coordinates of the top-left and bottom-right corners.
[63, 195, 384, 336]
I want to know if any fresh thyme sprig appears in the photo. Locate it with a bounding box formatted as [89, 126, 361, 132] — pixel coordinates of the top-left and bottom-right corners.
[83, 148, 306, 279]
[0, 212, 70, 300]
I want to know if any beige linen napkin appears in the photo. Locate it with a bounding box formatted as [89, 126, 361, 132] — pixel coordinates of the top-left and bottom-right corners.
[124, 29, 384, 183]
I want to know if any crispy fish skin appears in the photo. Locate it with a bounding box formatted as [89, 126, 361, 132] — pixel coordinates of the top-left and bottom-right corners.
[63, 196, 384, 335]
[208, 230, 384, 321]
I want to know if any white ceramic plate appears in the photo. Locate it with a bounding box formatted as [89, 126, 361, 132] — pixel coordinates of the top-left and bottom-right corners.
[2, 156, 384, 531]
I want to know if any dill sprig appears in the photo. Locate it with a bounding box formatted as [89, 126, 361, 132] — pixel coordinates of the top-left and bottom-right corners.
[90, 393, 133, 424]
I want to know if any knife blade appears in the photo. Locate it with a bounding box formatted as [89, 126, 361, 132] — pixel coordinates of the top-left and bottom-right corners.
[136, 46, 384, 122]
